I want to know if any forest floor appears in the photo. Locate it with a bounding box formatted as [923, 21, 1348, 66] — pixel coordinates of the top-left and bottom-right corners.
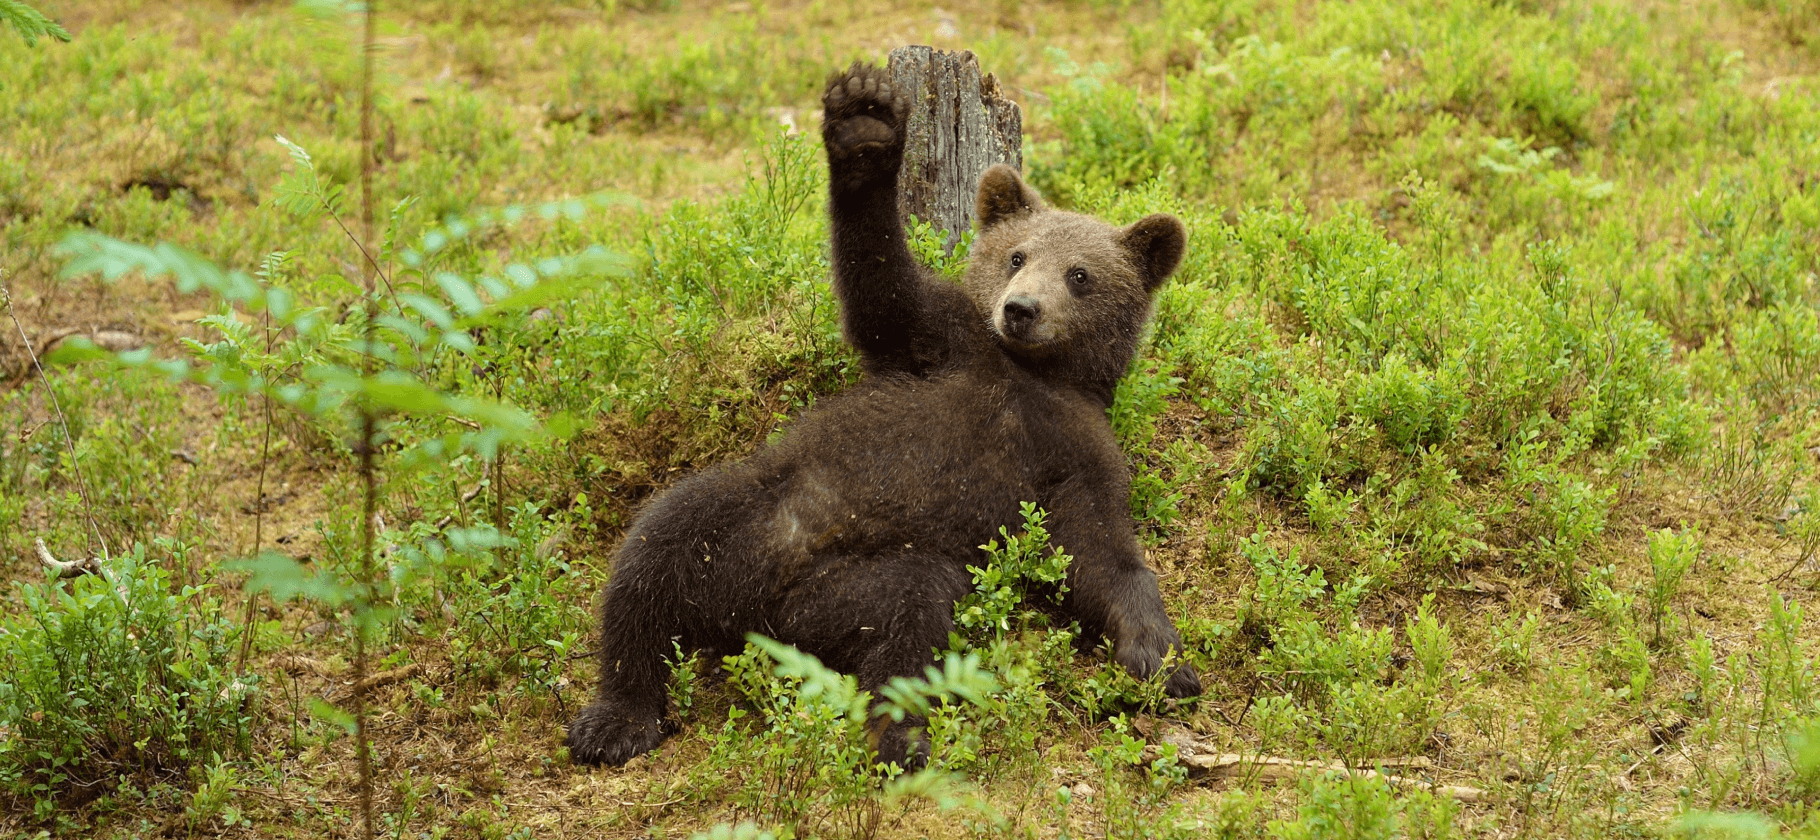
[2, 0, 1819, 837]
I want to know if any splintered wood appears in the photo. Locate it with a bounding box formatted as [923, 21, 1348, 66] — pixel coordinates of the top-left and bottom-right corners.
[35, 537, 103, 579]
[350, 662, 425, 696]
[886, 45, 1023, 254]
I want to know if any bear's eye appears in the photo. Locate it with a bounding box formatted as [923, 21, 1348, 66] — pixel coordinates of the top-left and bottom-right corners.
[1009, 252, 1025, 271]
[1067, 267, 1090, 290]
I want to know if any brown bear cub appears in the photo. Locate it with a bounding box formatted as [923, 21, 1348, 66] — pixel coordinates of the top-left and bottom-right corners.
[566, 63, 1200, 769]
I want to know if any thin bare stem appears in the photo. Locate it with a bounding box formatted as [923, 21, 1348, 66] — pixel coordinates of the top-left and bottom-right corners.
[354, 1, 381, 838]
[492, 372, 506, 535]
[355, 415, 377, 840]
[2, 280, 110, 561]
[238, 307, 277, 672]
[327, 207, 400, 305]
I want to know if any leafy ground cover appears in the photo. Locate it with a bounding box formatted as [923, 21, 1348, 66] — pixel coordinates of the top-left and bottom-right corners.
[1, 0, 1818, 837]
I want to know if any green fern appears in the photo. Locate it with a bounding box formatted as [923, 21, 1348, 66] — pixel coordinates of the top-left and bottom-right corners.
[1, 0, 70, 46]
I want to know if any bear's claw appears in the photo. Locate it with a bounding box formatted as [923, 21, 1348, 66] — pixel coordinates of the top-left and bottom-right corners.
[565, 703, 676, 767]
[1165, 661, 1203, 699]
[1113, 620, 1203, 699]
[874, 716, 932, 772]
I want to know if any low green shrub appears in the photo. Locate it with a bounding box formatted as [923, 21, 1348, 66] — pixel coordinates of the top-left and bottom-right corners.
[696, 635, 997, 835]
[0, 544, 253, 821]
[437, 501, 591, 693]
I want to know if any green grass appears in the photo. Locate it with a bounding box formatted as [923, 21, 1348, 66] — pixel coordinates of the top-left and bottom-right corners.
[2, 0, 1819, 837]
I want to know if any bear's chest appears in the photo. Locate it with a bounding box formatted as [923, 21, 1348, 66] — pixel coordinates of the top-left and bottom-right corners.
[759, 371, 1108, 560]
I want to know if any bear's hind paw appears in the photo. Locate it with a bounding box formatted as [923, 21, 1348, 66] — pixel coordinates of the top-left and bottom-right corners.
[873, 716, 932, 773]
[1112, 624, 1203, 699]
[564, 704, 675, 767]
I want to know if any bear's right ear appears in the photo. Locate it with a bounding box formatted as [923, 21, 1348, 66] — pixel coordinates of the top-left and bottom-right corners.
[975, 164, 1045, 230]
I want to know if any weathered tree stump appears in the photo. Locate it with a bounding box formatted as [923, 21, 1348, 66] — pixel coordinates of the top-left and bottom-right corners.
[887, 45, 1024, 253]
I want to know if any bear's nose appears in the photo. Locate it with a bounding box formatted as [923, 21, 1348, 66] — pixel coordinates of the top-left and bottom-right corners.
[1002, 295, 1040, 336]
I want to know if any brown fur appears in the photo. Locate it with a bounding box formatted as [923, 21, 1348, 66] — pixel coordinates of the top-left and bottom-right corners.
[565, 63, 1198, 769]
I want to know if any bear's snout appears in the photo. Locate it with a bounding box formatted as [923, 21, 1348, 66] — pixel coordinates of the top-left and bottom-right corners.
[1001, 294, 1041, 338]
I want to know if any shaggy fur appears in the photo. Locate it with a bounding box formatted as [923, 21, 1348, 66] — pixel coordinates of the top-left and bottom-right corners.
[565, 63, 1200, 769]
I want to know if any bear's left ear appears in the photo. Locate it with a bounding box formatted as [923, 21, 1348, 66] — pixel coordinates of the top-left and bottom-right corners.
[975, 164, 1045, 230]
[1121, 214, 1187, 292]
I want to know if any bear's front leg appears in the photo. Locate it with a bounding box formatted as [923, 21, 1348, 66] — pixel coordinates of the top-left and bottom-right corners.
[1096, 565, 1202, 700]
[1043, 492, 1202, 700]
[820, 62, 964, 378]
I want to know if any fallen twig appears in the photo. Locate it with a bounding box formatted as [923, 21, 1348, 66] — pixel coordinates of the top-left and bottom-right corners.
[432, 484, 487, 530]
[1140, 722, 1488, 802]
[50, 330, 143, 353]
[276, 654, 334, 677]
[347, 662, 424, 696]
[1143, 745, 1487, 802]
[4, 285, 109, 560]
[3, 329, 145, 390]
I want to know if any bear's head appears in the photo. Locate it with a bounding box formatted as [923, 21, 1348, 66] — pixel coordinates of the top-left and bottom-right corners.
[962, 164, 1187, 402]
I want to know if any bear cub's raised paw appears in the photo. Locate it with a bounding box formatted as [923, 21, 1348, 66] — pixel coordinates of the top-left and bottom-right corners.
[821, 62, 907, 192]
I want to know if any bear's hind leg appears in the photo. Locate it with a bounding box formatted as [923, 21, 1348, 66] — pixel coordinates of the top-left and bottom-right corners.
[566, 567, 682, 766]
[566, 693, 673, 768]
[776, 557, 971, 771]
[853, 615, 951, 771]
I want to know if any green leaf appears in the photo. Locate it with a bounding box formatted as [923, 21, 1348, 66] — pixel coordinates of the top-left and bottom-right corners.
[746, 634, 861, 712]
[309, 699, 358, 735]
[377, 314, 430, 345]
[546, 411, 582, 439]
[443, 394, 540, 437]
[504, 263, 537, 288]
[399, 293, 454, 329]
[435, 272, 484, 316]
[59, 233, 264, 304]
[439, 330, 477, 355]
[363, 370, 449, 414]
[265, 287, 295, 321]
[274, 135, 315, 172]
[229, 552, 355, 606]
[39, 337, 113, 366]
[0, 0, 71, 46]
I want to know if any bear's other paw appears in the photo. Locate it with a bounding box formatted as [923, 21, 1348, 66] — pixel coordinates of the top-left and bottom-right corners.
[1164, 659, 1203, 699]
[1112, 622, 1202, 700]
[565, 702, 675, 767]
[873, 716, 932, 773]
[822, 62, 907, 192]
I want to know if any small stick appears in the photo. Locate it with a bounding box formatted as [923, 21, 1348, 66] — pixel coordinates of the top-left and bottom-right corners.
[1146, 747, 1488, 802]
[346, 662, 424, 696]
[433, 484, 486, 530]
[4, 283, 110, 561]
